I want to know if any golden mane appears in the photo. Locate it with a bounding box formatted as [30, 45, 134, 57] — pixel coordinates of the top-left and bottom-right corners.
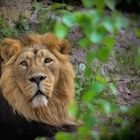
[0, 33, 77, 126]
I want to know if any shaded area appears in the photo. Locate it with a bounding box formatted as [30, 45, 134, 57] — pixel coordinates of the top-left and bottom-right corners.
[0, 95, 77, 140]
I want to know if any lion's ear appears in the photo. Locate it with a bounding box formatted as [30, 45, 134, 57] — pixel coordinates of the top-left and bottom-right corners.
[58, 39, 71, 54]
[0, 38, 21, 61]
[42, 33, 71, 54]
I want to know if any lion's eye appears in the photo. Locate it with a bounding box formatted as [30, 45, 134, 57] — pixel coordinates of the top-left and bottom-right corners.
[20, 61, 28, 67]
[44, 58, 53, 64]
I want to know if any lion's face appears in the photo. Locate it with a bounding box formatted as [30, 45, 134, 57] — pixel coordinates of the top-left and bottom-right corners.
[14, 46, 60, 108]
[0, 33, 77, 126]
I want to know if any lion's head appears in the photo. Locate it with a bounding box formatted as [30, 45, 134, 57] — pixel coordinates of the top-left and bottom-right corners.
[0, 33, 76, 126]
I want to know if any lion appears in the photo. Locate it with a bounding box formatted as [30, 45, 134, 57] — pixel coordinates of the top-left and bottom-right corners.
[0, 33, 78, 138]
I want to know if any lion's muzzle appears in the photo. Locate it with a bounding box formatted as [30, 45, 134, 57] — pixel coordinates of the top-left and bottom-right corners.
[29, 75, 46, 85]
[28, 73, 49, 108]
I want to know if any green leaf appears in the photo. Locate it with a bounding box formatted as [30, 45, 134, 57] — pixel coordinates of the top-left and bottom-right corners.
[97, 47, 111, 62]
[90, 131, 100, 140]
[78, 126, 90, 137]
[90, 26, 107, 44]
[109, 83, 118, 95]
[54, 22, 68, 39]
[95, 75, 106, 84]
[82, 0, 94, 8]
[104, 36, 116, 48]
[135, 48, 140, 66]
[83, 115, 98, 127]
[49, 3, 66, 11]
[86, 51, 96, 65]
[91, 81, 105, 93]
[105, 0, 116, 10]
[79, 38, 90, 48]
[34, 137, 47, 140]
[55, 132, 71, 140]
[33, 1, 42, 11]
[55, 9, 71, 16]
[82, 90, 95, 101]
[94, 0, 105, 10]
[68, 102, 78, 118]
[86, 102, 95, 112]
[103, 17, 114, 32]
[114, 14, 129, 31]
[85, 66, 92, 77]
[96, 99, 111, 113]
[135, 28, 140, 38]
[62, 14, 75, 27]
[74, 12, 92, 26]
[101, 100, 111, 113]
[129, 104, 140, 116]
[90, 32, 103, 44]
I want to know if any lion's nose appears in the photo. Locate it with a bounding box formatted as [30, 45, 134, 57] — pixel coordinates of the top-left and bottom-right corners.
[29, 75, 46, 84]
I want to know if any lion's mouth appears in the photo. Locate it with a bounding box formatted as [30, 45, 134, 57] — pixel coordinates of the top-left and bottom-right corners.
[31, 90, 48, 108]
[33, 90, 46, 99]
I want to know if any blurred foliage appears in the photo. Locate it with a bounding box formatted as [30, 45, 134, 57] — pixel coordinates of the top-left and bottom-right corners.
[54, 0, 140, 140]
[0, 15, 18, 40]
[0, 0, 140, 139]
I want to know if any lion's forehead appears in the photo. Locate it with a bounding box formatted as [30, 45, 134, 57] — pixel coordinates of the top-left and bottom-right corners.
[18, 47, 56, 60]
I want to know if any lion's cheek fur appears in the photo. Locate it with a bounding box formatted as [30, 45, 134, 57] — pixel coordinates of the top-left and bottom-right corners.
[0, 65, 34, 118]
[0, 64, 76, 126]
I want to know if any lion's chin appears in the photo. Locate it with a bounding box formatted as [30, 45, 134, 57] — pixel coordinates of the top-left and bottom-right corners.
[31, 95, 48, 108]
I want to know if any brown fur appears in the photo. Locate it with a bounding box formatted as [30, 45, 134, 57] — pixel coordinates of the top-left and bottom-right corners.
[0, 33, 77, 126]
